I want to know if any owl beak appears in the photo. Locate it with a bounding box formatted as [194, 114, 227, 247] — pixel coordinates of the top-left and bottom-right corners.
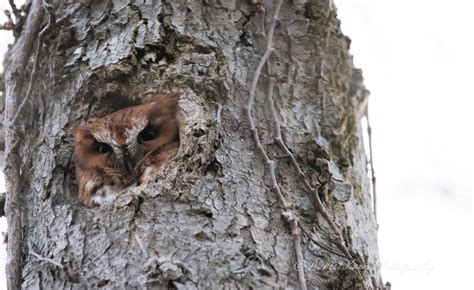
[123, 154, 135, 175]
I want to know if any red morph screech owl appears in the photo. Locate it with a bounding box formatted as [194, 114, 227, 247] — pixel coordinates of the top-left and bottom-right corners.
[71, 93, 180, 207]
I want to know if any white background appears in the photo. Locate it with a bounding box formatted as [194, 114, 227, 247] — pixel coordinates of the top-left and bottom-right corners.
[334, 0, 473, 288]
[0, 0, 473, 288]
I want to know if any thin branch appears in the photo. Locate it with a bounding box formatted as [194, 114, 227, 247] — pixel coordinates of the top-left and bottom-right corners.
[2, 1, 31, 37]
[265, 75, 352, 259]
[0, 24, 13, 31]
[246, 0, 280, 111]
[135, 234, 148, 257]
[243, 1, 307, 289]
[365, 109, 377, 223]
[298, 223, 349, 259]
[3, 0, 45, 288]
[10, 0, 56, 126]
[243, 0, 288, 209]
[251, 0, 266, 36]
[284, 211, 306, 290]
[216, 103, 223, 130]
[0, 192, 5, 217]
[9, 0, 19, 15]
[214, 102, 223, 147]
[0, 10, 14, 30]
[30, 250, 64, 269]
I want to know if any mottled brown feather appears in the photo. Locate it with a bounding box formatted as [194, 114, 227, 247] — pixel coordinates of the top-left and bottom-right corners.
[71, 93, 180, 207]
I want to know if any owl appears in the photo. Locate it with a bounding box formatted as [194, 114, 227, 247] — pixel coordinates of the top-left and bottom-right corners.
[71, 93, 180, 207]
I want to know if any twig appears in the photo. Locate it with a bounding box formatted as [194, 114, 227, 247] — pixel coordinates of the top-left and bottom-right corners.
[216, 103, 223, 129]
[252, 0, 266, 36]
[365, 109, 377, 223]
[9, 0, 19, 15]
[298, 223, 349, 259]
[246, 0, 279, 108]
[265, 76, 352, 259]
[243, 0, 288, 207]
[284, 211, 306, 290]
[10, 0, 56, 126]
[0, 23, 14, 31]
[135, 234, 148, 257]
[0, 10, 14, 30]
[0, 192, 5, 217]
[3, 1, 45, 289]
[1, 1, 31, 37]
[30, 250, 64, 269]
[214, 102, 223, 146]
[243, 1, 307, 289]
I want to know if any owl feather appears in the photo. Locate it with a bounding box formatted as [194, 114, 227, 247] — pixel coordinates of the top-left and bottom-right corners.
[71, 93, 180, 207]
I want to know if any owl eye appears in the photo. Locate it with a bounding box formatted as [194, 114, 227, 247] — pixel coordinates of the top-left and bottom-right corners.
[138, 126, 159, 143]
[96, 142, 112, 154]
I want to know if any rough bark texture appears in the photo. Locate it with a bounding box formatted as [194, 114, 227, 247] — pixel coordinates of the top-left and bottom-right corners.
[1, 0, 381, 288]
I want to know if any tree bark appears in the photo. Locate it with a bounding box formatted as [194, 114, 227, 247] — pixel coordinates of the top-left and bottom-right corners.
[1, 0, 382, 289]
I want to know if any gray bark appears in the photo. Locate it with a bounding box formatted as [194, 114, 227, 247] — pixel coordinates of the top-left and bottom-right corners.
[1, 0, 382, 289]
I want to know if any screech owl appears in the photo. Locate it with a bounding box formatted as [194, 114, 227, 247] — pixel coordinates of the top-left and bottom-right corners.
[71, 93, 180, 207]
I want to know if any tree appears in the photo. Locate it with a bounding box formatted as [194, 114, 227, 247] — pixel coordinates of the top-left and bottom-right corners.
[1, 0, 383, 289]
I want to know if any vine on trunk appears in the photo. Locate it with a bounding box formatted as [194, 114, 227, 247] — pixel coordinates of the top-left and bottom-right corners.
[2, 0, 54, 288]
[244, 1, 359, 288]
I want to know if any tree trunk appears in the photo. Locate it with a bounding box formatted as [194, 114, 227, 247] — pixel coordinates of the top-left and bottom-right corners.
[1, 0, 382, 289]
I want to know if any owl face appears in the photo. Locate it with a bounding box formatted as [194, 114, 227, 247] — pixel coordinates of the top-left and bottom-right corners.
[72, 93, 180, 207]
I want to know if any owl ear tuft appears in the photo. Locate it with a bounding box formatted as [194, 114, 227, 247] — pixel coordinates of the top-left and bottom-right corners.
[153, 92, 180, 112]
[70, 127, 92, 141]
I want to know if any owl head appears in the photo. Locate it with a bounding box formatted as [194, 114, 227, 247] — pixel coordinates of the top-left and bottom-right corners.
[71, 93, 180, 207]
